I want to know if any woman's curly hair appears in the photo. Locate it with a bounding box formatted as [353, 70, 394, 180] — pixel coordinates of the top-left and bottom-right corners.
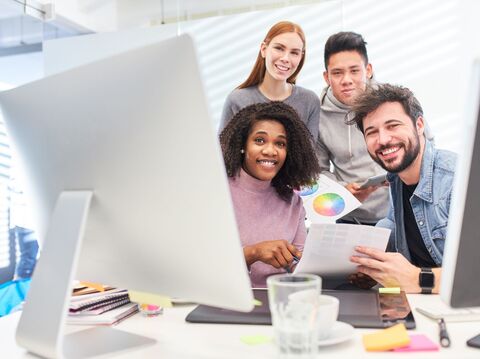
[219, 101, 320, 201]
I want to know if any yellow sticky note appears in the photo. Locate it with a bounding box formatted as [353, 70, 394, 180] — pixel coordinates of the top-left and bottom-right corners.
[240, 335, 272, 345]
[78, 281, 105, 292]
[379, 287, 401, 294]
[363, 323, 411, 351]
[253, 299, 263, 306]
[128, 290, 172, 308]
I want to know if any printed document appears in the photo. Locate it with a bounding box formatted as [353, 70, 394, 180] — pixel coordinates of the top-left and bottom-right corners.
[294, 223, 390, 276]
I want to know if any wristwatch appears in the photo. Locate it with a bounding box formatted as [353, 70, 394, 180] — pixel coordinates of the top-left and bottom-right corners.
[419, 267, 434, 294]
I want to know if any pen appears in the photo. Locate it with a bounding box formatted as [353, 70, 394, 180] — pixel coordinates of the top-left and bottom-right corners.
[352, 217, 362, 225]
[438, 318, 451, 348]
[284, 256, 301, 273]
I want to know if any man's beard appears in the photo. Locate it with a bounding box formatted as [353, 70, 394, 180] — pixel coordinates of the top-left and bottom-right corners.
[371, 135, 420, 173]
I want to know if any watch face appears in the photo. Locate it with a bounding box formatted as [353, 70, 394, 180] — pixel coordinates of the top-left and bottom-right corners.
[420, 270, 434, 288]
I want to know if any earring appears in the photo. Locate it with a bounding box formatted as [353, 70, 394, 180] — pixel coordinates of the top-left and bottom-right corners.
[240, 149, 245, 154]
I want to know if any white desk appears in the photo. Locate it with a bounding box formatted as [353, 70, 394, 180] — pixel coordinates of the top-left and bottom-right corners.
[1, 294, 479, 358]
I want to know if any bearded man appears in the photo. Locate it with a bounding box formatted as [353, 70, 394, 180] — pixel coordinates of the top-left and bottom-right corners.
[347, 84, 456, 294]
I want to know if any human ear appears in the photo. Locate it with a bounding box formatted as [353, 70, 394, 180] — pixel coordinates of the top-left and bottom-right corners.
[366, 63, 373, 80]
[260, 42, 267, 58]
[323, 71, 330, 86]
[416, 116, 425, 136]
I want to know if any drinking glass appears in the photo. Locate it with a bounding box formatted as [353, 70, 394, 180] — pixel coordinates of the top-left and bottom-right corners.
[267, 273, 321, 359]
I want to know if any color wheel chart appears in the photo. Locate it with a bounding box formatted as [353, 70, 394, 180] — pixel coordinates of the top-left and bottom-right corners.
[313, 193, 345, 216]
[296, 175, 361, 223]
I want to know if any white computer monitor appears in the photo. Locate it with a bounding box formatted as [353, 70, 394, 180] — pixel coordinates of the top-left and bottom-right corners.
[441, 60, 480, 308]
[0, 34, 253, 358]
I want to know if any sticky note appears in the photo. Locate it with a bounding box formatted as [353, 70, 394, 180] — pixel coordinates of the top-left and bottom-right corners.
[240, 335, 272, 345]
[78, 281, 105, 292]
[253, 299, 263, 306]
[363, 323, 411, 351]
[379, 287, 401, 294]
[129, 290, 172, 308]
[392, 334, 439, 352]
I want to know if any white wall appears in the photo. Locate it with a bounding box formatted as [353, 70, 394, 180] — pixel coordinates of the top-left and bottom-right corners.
[0, 51, 43, 86]
[29, 0, 480, 155]
[180, 0, 471, 153]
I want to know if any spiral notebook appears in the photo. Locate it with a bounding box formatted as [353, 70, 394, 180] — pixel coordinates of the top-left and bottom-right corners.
[67, 302, 139, 325]
[69, 290, 129, 313]
[69, 296, 131, 316]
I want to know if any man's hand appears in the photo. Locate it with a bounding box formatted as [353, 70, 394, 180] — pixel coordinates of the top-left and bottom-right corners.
[345, 182, 379, 202]
[244, 240, 301, 269]
[350, 246, 421, 293]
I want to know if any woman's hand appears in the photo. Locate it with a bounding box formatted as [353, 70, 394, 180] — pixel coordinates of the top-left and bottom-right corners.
[244, 240, 301, 268]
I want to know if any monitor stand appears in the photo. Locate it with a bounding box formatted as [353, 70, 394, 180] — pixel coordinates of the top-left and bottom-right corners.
[15, 191, 156, 358]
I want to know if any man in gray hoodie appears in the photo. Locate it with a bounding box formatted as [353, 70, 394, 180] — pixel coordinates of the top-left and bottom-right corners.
[317, 31, 389, 225]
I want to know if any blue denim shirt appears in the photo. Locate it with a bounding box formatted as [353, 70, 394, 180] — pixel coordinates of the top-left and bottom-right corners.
[376, 140, 457, 266]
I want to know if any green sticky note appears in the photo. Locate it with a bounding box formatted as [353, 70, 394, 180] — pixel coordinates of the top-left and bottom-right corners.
[240, 335, 272, 345]
[129, 290, 172, 307]
[253, 298, 263, 306]
[379, 287, 401, 294]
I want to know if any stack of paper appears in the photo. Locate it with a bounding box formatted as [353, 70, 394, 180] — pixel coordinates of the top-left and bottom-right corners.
[67, 286, 138, 326]
[67, 302, 139, 326]
[69, 289, 130, 316]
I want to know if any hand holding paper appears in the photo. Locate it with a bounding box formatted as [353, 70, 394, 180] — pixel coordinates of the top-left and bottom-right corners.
[351, 247, 423, 292]
[294, 224, 390, 277]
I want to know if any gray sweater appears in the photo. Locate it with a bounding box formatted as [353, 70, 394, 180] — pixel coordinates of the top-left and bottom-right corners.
[316, 86, 389, 224]
[219, 85, 320, 141]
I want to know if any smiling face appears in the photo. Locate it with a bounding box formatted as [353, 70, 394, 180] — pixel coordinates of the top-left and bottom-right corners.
[260, 32, 304, 83]
[363, 101, 424, 174]
[242, 120, 287, 181]
[323, 50, 372, 106]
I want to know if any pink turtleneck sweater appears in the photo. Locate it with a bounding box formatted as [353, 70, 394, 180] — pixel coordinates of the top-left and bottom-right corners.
[228, 169, 307, 287]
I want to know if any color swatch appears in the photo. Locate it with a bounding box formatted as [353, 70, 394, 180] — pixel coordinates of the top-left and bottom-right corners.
[297, 183, 319, 196]
[313, 193, 345, 216]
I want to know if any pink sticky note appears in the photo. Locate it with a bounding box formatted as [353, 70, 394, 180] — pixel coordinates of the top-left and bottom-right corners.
[392, 334, 439, 352]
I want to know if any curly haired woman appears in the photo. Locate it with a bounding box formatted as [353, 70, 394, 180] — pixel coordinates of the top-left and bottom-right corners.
[220, 101, 320, 287]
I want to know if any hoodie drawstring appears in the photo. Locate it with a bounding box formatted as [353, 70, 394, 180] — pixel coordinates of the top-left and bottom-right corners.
[348, 125, 352, 157]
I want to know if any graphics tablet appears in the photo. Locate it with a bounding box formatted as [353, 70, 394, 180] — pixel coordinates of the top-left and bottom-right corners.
[185, 288, 416, 329]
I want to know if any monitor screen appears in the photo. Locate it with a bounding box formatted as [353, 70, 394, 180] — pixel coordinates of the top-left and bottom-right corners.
[0, 34, 253, 357]
[441, 60, 480, 308]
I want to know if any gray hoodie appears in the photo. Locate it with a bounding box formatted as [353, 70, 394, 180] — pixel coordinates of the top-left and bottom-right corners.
[316, 86, 389, 224]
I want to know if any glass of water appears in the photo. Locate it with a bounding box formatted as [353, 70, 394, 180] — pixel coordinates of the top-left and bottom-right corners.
[267, 273, 321, 359]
